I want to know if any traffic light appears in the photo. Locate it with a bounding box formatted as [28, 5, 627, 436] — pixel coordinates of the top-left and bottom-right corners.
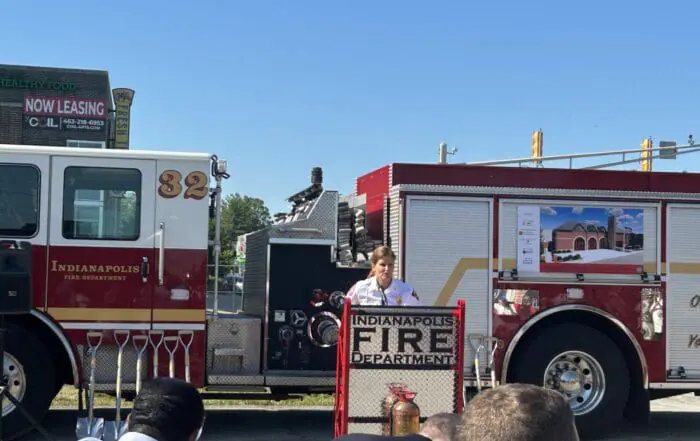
[640, 137, 653, 171]
[531, 129, 543, 165]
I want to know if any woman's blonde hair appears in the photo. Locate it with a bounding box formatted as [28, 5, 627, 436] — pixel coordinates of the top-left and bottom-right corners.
[368, 246, 396, 276]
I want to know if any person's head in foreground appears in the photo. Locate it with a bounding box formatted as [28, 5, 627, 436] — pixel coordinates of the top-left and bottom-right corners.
[459, 383, 579, 441]
[333, 411, 461, 441]
[123, 377, 205, 441]
[419, 412, 461, 441]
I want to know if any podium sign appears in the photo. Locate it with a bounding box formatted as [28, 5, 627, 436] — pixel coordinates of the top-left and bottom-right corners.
[334, 300, 466, 437]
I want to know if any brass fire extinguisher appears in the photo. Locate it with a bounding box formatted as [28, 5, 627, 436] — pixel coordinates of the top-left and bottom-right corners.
[381, 383, 407, 435]
[391, 390, 421, 436]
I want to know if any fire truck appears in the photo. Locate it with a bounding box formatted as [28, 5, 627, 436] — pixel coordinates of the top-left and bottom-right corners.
[1, 141, 700, 439]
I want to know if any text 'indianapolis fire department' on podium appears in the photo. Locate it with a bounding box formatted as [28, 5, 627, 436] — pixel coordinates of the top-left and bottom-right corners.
[334, 299, 466, 437]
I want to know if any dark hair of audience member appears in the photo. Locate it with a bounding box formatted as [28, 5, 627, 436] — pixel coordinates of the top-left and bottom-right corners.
[128, 377, 205, 441]
[421, 412, 461, 441]
[459, 383, 579, 441]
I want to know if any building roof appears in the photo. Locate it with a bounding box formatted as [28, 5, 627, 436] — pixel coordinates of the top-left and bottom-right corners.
[554, 221, 608, 233]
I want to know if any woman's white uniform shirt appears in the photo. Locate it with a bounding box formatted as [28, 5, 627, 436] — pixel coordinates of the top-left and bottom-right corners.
[347, 276, 421, 306]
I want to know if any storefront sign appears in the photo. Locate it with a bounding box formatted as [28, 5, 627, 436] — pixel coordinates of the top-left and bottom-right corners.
[23, 115, 105, 133]
[24, 96, 106, 118]
[112, 88, 135, 150]
[1, 78, 77, 91]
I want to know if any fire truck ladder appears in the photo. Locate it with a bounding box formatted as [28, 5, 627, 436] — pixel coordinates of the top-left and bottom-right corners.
[461, 137, 700, 170]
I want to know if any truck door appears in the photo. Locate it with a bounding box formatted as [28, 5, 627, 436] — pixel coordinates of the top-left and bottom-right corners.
[45, 156, 157, 332]
[665, 203, 700, 379]
[402, 195, 493, 372]
[0, 154, 49, 310]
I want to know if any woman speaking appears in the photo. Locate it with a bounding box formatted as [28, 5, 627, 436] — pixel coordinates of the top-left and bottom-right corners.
[346, 246, 421, 306]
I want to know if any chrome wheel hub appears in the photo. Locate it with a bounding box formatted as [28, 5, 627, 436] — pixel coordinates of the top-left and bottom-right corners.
[543, 351, 604, 415]
[2, 353, 26, 417]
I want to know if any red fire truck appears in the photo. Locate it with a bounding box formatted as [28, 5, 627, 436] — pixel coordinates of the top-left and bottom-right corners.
[1, 142, 699, 439]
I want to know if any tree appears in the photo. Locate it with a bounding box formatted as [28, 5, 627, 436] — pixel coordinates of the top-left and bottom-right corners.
[209, 193, 273, 264]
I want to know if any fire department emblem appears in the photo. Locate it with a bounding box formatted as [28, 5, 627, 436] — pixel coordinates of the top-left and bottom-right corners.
[396, 297, 403, 305]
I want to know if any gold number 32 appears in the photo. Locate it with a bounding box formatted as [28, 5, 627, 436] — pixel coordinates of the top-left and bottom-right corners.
[158, 170, 209, 200]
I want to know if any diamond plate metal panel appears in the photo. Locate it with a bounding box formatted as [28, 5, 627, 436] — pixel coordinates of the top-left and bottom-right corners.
[402, 196, 491, 373]
[207, 374, 265, 385]
[240, 229, 269, 316]
[265, 374, 335, 386]
[206, 314, 261, 376]
[269, 191, 338, 242]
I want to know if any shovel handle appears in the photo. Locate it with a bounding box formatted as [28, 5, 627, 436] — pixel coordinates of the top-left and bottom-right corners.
[114, 330, 131, 348]
[133, 335, 148, 395]
[148, 330, 164, 349]
[86, 331, 103, 350]
[164, 336, 179, 378]
[467, 333, 483, 352]
[133, 334, 149, 352]
[149, 330, 164, 378]
[178, 330, 194, 349]
[178, 331, 194, 383]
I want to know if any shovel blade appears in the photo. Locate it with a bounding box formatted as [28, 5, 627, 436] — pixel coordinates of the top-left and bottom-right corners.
[77, 416, 105, 440]
[103, 421, 118, 441]
[117, 421, 129, 439]
[91, 418, 105, 439]
[75, 417, 89, 439]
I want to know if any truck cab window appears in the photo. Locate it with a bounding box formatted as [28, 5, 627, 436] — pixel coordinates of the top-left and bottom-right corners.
[62, 166, 141, 241]
[0, 164, 40, 238]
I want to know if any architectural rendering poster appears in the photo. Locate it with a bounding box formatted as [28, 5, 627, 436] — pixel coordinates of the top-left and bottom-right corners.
[516, 205, 541, 273]
[517, 205, 645, 275]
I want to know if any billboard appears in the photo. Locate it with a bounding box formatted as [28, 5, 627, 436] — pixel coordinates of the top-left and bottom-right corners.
[112, 88, 135, 150]
[517, 205, 645, 275]
[24, 96, 107, 118]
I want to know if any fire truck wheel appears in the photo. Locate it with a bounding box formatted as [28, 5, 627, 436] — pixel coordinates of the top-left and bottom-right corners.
[1, 324, 56, 441]
[510, 322, 629, 437]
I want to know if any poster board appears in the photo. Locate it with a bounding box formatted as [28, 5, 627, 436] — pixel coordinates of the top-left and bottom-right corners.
[517, 204, 646, 275]
[334, 300, 466, 437]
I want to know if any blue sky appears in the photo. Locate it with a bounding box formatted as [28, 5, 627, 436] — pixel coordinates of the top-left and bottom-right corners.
[4, 1, 700, 215]
[540, 206, 644, 234]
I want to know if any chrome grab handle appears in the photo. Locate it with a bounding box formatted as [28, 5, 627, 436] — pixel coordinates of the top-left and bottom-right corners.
[157, 222, 165, 286]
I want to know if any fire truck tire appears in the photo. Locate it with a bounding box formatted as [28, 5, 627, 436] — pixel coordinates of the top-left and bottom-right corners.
[1, 324, 56, 441]
[510, 322, 629, 437]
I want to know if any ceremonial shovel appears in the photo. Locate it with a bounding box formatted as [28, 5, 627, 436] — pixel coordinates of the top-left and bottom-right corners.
[132, 335, 149, 394]
[148, 330, 164, 378]
[467, 334, 485, 392]
[178, 331, 194, 383]
[76, 332, 104, 439]
[104, 330, 130, 441]
[164, 336, 179, 378]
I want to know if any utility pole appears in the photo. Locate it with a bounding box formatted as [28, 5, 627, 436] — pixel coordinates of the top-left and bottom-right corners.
[438, 142, 458, 164]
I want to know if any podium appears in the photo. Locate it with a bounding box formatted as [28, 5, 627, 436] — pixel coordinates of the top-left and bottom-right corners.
[334, 299, 466, 437]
